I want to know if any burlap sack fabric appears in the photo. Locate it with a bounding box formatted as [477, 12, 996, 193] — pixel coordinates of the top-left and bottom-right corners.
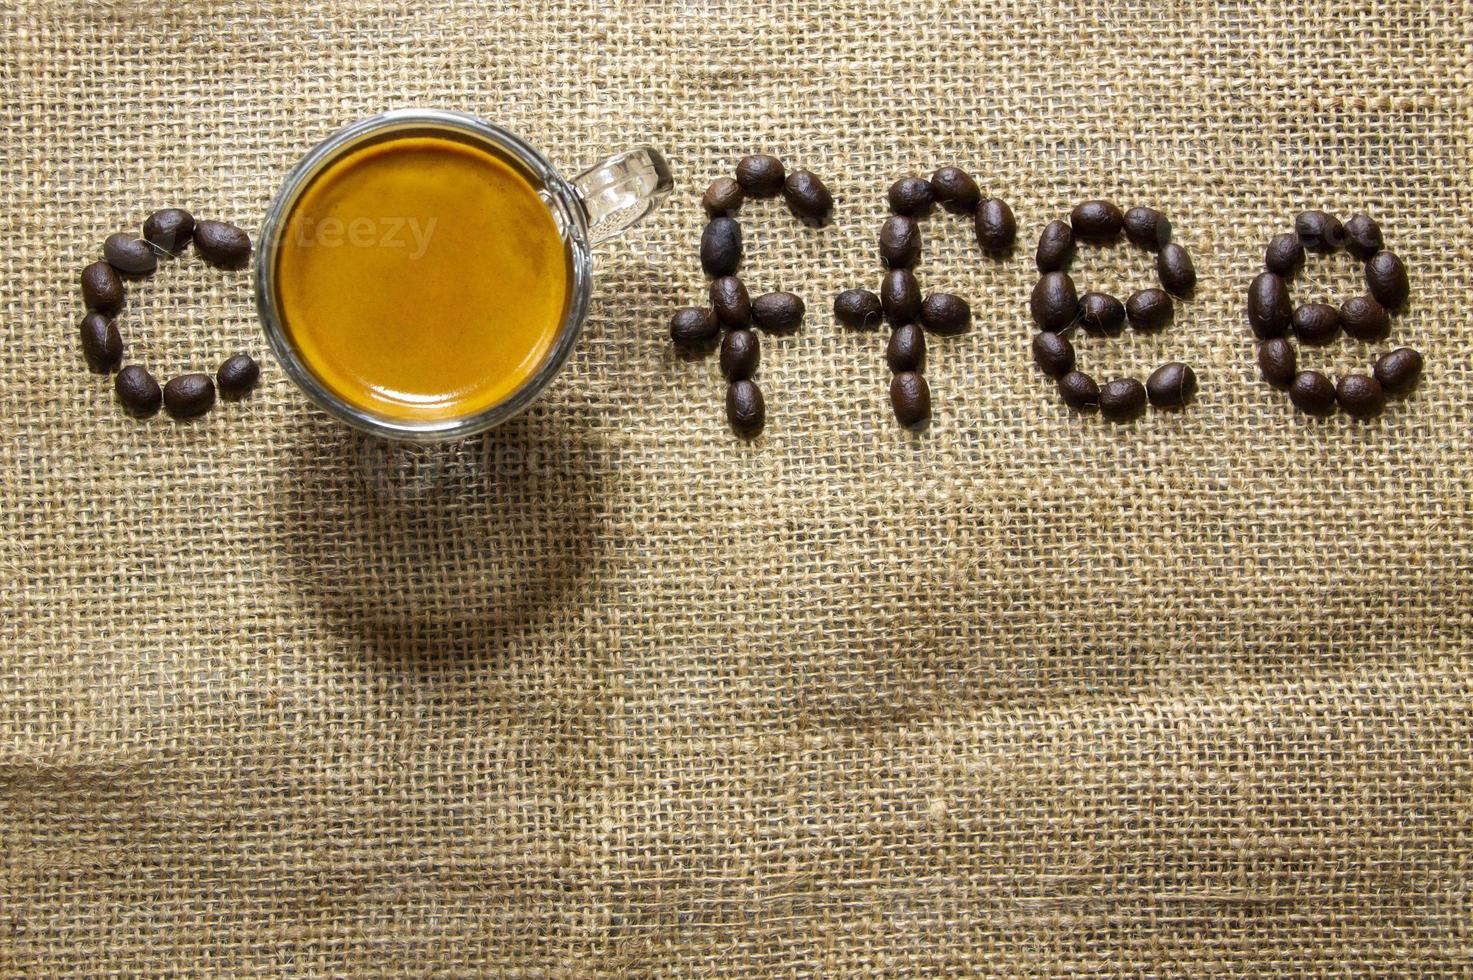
[3, 0, 1471, 975]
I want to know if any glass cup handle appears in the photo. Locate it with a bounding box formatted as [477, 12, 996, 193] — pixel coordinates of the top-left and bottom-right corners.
[572, 147, 674, 245]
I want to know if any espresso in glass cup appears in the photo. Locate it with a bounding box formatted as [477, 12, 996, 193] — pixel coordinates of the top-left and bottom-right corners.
[256, 109, 671, 440]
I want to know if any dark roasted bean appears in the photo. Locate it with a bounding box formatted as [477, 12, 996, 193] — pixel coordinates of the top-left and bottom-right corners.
[216, 353, 260, 398]
[1099, 378, 1146, 421]
[1032, 331, 1075, 377]
[1070, 200, 1123, 242]
[1258, 337, 1297, 388]
[115, 365, 161, 415]
[81, 261, 124, 314]
[104, 233, 157, 275]
[670, 307, 719, 347]
[1344, 213, 1384, 260]
[163, 372, 215, 418]
[735, 154, 785, 197]
[1035, 219, 1074, 273]
[1365, 250, 1409, 308]
[700, 217, 742, 276]
[833, 288, 883, 329]
[710, 276, 751, 327]
[1264, 232, 1305, 278]
[878, 215, 921, 268]
[1125, 287, 1173, 331]
[1247, 271, 1292, 338]
[918, 292, 969, 335]
[890, 371, 931, 427]
[702, 177, 744, 217]
[1292, 302, 1341, 345]
[929, 166, 979, 213]
[1058, 370, 1100, 409]
[1340, 294, 1390, 341]
[888, 176, 935, 217]
[79, 312, 122, 372]
[1289, 370, 1336, 414]
[719, 329, 760, 380]
[783, 170, 833, 225]
[1146, 362, 1198, 408]
[1123, 206, 1170, 249]
[1030, 271, 1078, 331]
[726, 379, 765, 437]
[1336, 374, 1385, 418]
[974, 198, 1016, 251]
[1295, 210, 1345, 252]
[751, 291, 804, 333]
[881, 269, 921, 324]
[192, 220, 251, 267]
[885, 323, 925, 372]
[1079, 291, 1125, 334]
[142, 208, 195, 252]
[1373, 348, 1423, 394]
[1156, 242, 1196, 296]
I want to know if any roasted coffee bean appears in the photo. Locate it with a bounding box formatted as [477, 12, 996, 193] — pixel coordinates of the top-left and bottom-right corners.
[885, 323, 925, 372]
[1146, 362, 1197, 408]
[1032, 331, 1075, 377]
[1247, 271, 1292, 339]
[115, 365, 161, 415]
[700, 217, 742, 276]
[142, 207, 195, 252]
[1374, 348, 1423, 394]
[1365, 250, 1409, 309]
[783, 170, 833, 225]
[1156, 242, 1196, 296]
[104, 233, 157, 275]
[192, 220, 251, 267]
[726, 379, 765, 437]
[1123, 206, 1170, 249]
[878, 215, 921, 268]
[216, 353, 260, 398]
[929, 166, 979, 213]
[888, 176, 935, 217]
[1258, 337, 1297, 388]
[670, 306, 719, 347]
[751, 291, 804, 333]
[881, 269, 921, 324]
[834, 288, 883, 329]
[1030, 272, 1078, 331]
[1289, 370, 1336, 414]
[1035, 219, 1074, 272]
[79, 312, 122, 372]
[1099, 377, 1146, 421]
[720, 329, 760, 380]
[734, 154, 785, 197]
[1344, 213, 1384, 260]
[918, 292, 969, 335]
[1264, 232, 1305, 278]
[710, 276, 751, 327]
[702, 177, 744, 217]
[80, 261, 124, 314]
[1295, 209, 1345, 252]
[1079, 291, 1125, 334]
[1340, 294, 1390, 341]
[890, 371, 931, 427]
[1125, 288, 1173, 331]
[1070, 200, 1123, 242]
[163, 372, 216, 418]
[1058, 370, 1100, 409]
[1336, 373, 1385, 418]
[974, 198, 1016, 251]
[1292, 302, 1341, 345]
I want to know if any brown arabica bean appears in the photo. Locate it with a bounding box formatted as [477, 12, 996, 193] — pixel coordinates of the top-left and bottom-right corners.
[1264, 232, 1305, 278]
[192, 220, 251, 267]
[1292, 302, 1341, 345]
[1126, 288, 1173, 331]
[886, 323, 925, 372]
[1146, 362, 1197, 408]
[1156, 243, 1196, 296]
[115, 365, 162, 415]
[1123, 206, 1170, 249]
[1035, 219, 1074, 272]
[726, 379, 765, 437]
[890, 371, 931, 427]
[79, 312, 122, 372]
[1070, 200, 1123, 242]
[670, 307, 719, 347]
[1344, 213, 1384, 261]
[1295, 210, 1345, 252]
[1336, 374, 1385, 418]
[1058, 370, 1100, 409]
[720, 329, 760, 380]
[703, 177, 744, 217]
[881, 269, 921, 324]
[888, 177, 934, 217]
[1099, 378, 1146, 421]
[1373, 348, 1422, 394]
[751, 291, 804, 333]
[929, 167, 979, 212]
[878, 215, 921, 268]
[710, 276, 751, 327]
[163, 373, 216, 418]
[142, 208, 195, 252]
[104, 233, 158, 275]
[81, 261, 124, 314]
[1032, 331, 1075, 377]
[833, 288, 883, 329]
[1257, 338, 1297, 388]
[1079, 291, 1125, 334]
[700, 217, 742, 276]
[216, 353, 260, 397]
[735, 154, 784, 196]
[918, 292, 969, 335]
[1247, 271, 1291, 338]
[974, 198, 1016, 251]
[783, 170, 833, 225]
[1365, 250, 1409, 309]
[1340, 294, 1390, 341]
[1030, 272, 1078, 331]
[1289, 370, 1336, 414]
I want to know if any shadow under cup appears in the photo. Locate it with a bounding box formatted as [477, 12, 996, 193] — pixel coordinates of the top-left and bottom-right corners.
[256, 111, 595, 441]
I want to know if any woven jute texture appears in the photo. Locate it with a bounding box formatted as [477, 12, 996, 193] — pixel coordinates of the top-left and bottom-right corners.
[3, 0, 1472, 975]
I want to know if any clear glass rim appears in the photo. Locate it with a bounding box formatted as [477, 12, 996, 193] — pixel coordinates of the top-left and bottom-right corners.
[254, 108, 594, 441]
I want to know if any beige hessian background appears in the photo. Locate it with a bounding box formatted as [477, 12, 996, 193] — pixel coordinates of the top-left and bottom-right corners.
[2, 0, 1471, 975]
